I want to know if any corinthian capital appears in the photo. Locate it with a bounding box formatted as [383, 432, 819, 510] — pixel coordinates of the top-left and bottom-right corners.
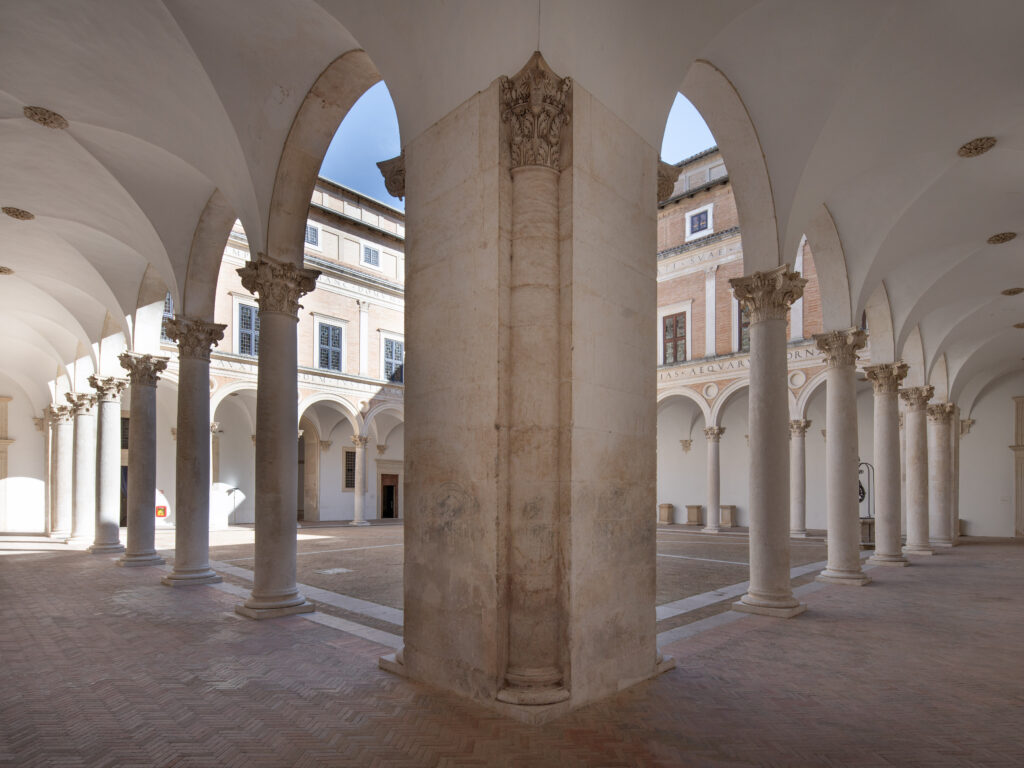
[658, 161, 682, 202]
[729, 265, 806, 324]
[926, 402, 956, 423]
[89, 375, 128, 402]
[376, 153, 405, 200]
[789, 419, 811, 437]
[237, 253, 320, 317]
[704, 426, 725, 441]
[899, 385, 934, 411]
[65, 392, 96, 415]
[163, 316, 226, 362]
[500, 52, 572, 171]
[49, 404, 74, 425]
[118, 352, 169, 387]
[864, 361, 909, 394]
[351, 434, 369, 448]
[814, 327, 867, 369]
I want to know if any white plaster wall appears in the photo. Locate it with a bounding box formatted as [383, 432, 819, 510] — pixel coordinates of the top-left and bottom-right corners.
[718, 390, 750, 526]
[215, 398, 255, 524]
[0, 378, 46, 532]
[656, 401, 706, 518]
[959, 374, 1023, 537]
[318, 420, 355, 521]
[154, 383, 177, 526]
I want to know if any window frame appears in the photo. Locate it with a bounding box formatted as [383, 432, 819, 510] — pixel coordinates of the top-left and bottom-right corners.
[312, 314, 348, 373]
[342, 447, 356, 491]
[685, 203, 714, 242]
[304, 221, 322, 252]
[160, 293, 174, 343]
[662, 311, 688, 365]
[378, 330, 405, 383]
[232, 295, 260, 358]
[362, 244, 381, 270]
[656, 300, 692, 365]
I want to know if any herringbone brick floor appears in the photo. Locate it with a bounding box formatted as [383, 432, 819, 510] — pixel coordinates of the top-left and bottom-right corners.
[1, 538, 1021, 766]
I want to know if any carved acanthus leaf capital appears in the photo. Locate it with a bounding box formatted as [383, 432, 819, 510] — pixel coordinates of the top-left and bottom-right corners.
[500, 52, 572, 171]
[49, 404, 74, 425]
[789, 419, 812, 437]
[237, 253, 320, 317]
[679, 439, 692, 453]
[899, 385, 934, 411]
[118, 352, 169, 388]
[813, 327, 867, 369]
[163, 316, 226, 361]
[729, 265, 806, 324]
[351, 434, 369, 448]
[65, 392, 96, 415]
[704, 426, 725, 441]
[376, 153, 405, 200]
[926, 402, 956, 423]
[88, 375, 128, 402]
[864, 361, 909, 394]
[658, 161, 682, 202]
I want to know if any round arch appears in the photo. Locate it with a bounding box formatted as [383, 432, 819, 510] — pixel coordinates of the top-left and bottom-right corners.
[297, 392, 362, 435]
[363, 402, 404, 443]
[656, 387, 711, 428]
[210, 380, 257, 415]
[709, 377, 749, 427]
[795, 368, 829, 419]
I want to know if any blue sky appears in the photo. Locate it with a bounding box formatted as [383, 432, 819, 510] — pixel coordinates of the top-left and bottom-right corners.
[319, 86, 715, 208]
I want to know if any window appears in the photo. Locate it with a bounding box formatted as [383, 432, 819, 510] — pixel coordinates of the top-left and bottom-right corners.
[685, 204, 714, 242]
[120, 417, 129, 450]
[739, 306, 751, 353]
[304, 222, 320, 249]
[343, 448, 356, 490]
[160, 293, 174, 342]
[663, 312, 687, 364]
[363, 245, 380, 268]
[690, 210, 708, 235]
[384, 337, 404, 383]
[318, 322, 343, 371]
[238, 303, 260, 357]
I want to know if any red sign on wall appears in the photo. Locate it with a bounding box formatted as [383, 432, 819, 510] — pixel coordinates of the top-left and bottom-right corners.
[155, 506, 167, 518]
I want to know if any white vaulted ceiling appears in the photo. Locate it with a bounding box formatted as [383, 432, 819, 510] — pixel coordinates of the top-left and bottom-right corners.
[1, 0, 1022, 408]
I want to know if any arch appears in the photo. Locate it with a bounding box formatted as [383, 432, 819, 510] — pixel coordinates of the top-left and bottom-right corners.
[363, 402, 404, 443]
[297, 392, 362, 434]
[900, 325, 927, 388]
[709, 377, 750, 427]
[796, 368, 829, 420]
[680, 59, 779, 273]
[266, 50, 383, 265]
[803, 204, 853, 331]
[862, 281, 895, 364]
[182, 188, 237, 321]
[656, 387, 711, 427]
[209, 380, 258, 415]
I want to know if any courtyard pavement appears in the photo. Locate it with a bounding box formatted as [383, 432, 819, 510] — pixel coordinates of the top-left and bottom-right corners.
[1, 527, 1021, 766]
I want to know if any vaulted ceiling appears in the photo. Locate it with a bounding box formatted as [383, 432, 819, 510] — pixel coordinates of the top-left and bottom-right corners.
[1, 0, 1021, 412]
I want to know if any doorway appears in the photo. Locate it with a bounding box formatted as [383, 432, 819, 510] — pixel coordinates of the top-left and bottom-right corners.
[380, 474, 398, 519]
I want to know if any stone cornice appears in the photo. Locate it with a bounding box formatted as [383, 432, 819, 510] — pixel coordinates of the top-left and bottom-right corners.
[864, 361, 909, 394]
[657, 226, 741, 262]
[730, 265, 806, 324]
[237, 254, 320, 317]
[163, 316, 226, 362]
[500, 52, 571, 171]
[814, 328, 867, 369]
[899, 385, 934, 411]
[118, 352, 169, 387]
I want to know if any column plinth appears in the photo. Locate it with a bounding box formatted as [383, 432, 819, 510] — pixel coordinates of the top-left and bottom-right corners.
[865, 363, 909, 566]
[350, 435, 370, 526]
[234, 254, 319, 618]
[729, 265, 807, 617]
[67, 393, 98, 543]
[162, 317, 227, 586]
[117, 352, 168, 567]
[703, 427, 724, 532]
[88, 376, 127, 553]
[814, 328, 870, 587]
[900, 386, 934, 556]
[927, 402, 956, 548]
[789, 419, 811, 537]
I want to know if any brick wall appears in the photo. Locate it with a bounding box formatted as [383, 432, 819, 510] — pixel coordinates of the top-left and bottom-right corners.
[658, 181, 738, 253]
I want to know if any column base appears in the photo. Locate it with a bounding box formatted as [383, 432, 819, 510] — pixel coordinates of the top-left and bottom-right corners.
[349, 520, 371, 527]
[702, 526, 720, 534]
[929, 539, 954, 548]
[235, 596, 315, 620]
[790, 529, 809, 538]
[867, 554, 909, 567]
[733, 594, 807, 618]
[162, 569, 222, 587]
[49, 532, 70, 542]
[117, 553, 166, 567]
[903, 544, 934, 556]
[816, 569, 871, 586]
[88, 542, 125, 555]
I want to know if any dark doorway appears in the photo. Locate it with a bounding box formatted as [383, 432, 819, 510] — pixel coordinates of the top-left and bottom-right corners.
[119, 466, 128, 526]
[381, 474, 399, 518]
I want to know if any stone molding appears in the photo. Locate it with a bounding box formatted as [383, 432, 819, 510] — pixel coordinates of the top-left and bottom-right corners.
[926, 402, 956, 423]
[704, 426, 725, 441]
[658, 161, 682, 202]
[65, 392, 96, 415]
[118, 352, 169, 388]
[729, 265, 806, 324]
[813, 327, 867, 369]
[163, 316, 226, 362]
[88, 375, 128, 402]
[864, 361, 909, 394]
[376, 153, 405, 200]
[899, 385, 934, 411]
[237, 253, 320, 317]
[351, 435, 369, 448]
[789, 419, 812, 437]
[961, 418, 975, 436]
[500, 51, 571, 171]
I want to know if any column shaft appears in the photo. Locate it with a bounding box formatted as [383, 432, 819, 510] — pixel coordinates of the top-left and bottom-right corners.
[789, 420, 810, 536]
[51, 408, 73, 539]
[69, 396, 97, 542]
[703, 427, 723, 532]
[865, 363, 908, 566]
[901, 386, 933, 555]
[350, 435, 369, 526]
[89, 377, 126, 553]
[927, 403, 955, 547]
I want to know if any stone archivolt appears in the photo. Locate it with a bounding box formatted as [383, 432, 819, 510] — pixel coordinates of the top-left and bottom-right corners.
[237, 253, 320, 316]
[88, 375, 127, 402]
[500, 52, 571, 171]
[729, 265, 807, 323]
[163, 316, 227, 362]
[118, 352, 169, 387]
[927, 402, 956, 422]
[813, 327, 867, 368]
[864, 361, 909, 394]
[899, 385, 934, 411]
[65, 392, 96, 414]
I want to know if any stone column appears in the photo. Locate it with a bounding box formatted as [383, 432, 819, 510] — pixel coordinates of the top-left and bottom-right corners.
[950, 405, 961, 544]
[235, 255, 319, 619]
[117, 352, 169, 566]
[899, 386, 934, 555]
[865, 362, 909, 566]
[88, 376, 127, 553]
[730, 265, 807, 617]
[927, 402, 956, 548]
[162, 317, 226, 586]
[49, 404, 74, 540]
[789, 419, 811, 536]
[703, 426, 725, 532]
[1013, 397, 1024, 538]
[350, 435, 370, 526]
[66, 392, 97, 543]
[814, 328, 870, 586]
[899, 412, 907, 535]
